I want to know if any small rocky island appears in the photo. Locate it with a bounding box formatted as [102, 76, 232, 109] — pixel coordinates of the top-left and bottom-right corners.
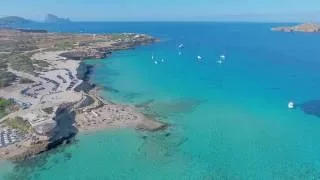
[271, 23, 320, 33]
[45, 14, 71, 23]
[0, 28, 166, 161]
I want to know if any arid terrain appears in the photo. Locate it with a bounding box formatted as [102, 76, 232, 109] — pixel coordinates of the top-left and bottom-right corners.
[0, 28, 166, 161]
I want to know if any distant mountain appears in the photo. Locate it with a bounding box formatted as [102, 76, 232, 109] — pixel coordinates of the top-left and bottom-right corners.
[45, 14, 71, 23]
[0, 16, 32, 25]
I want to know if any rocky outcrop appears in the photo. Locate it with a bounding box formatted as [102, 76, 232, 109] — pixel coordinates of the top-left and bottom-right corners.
[272, 23, 320, 33]
[136, 118, 168, 132]
[75, 95, 95, 109]
[58, 33, 157, 60]
[45, 14, 71, 23]
[110, 35, 158, 51]
[59, 49, 111, 60]
[75, 62, 94, 81]
[9, 141, 49, 161]
[74, 62, 96, 93]
[3, 103, 77, 161]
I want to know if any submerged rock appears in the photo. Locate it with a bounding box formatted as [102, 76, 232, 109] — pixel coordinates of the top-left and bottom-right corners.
[299, 100, 320, 118]
[138, 98, 205, 118]
[136, 118, 168, 132]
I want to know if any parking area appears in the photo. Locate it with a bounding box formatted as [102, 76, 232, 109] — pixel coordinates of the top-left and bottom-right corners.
[0, 128, 25, 148]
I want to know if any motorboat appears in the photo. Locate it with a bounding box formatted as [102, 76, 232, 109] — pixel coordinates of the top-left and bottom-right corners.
[288, 101, 295, 109]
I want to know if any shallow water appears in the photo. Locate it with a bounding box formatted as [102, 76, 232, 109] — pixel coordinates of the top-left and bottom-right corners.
[2, 22, 320, 179]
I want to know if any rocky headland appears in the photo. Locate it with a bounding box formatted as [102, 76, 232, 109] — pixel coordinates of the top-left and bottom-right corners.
[271, 23, 320, 33]
[0, 28, 166, 161]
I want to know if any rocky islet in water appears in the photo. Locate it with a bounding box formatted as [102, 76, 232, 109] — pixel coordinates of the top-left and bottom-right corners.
[271, 23, 320, 33]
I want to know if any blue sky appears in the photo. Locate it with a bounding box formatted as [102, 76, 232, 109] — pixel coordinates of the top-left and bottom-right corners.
[1, 0, 320, 22]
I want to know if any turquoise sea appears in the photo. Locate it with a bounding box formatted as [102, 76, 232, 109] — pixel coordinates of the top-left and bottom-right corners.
[1, 22, 320, 179]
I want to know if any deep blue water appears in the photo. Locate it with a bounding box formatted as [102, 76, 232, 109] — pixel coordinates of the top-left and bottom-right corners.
[2, 22, 320, 179]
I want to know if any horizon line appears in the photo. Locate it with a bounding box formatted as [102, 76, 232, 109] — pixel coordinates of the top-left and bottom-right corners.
[1, 15, 318, 24]
[22, 20, 304, 24]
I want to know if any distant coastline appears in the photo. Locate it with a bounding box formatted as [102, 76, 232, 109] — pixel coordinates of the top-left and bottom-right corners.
[271, 23, 320, 33]
[0, 14, 72, 26]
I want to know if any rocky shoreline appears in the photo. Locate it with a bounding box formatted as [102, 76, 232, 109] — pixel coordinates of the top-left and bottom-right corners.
[74, 62, 96, 93]
[0, 29, 167, 161]
[0, 90, 167, 161]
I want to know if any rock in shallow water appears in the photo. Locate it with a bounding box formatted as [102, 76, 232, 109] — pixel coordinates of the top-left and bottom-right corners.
[136, 98, 206, 118]
[299, 100, 320, 118]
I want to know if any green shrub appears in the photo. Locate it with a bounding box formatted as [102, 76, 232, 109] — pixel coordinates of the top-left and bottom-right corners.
[19, 78, 35, 84]
[0, 98, 14, 118]
[0, 71, 16, 87]
[5, 117, 32, 133]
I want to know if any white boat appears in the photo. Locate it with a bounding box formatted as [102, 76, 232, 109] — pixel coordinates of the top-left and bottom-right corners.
[178, 43, 184, 48]
[154, 61, 158, 64]
[217, 54, 226, 64]
[288, 101, 295, 109]
[161, 59, 165, 62]
[197, 56, 202, 60]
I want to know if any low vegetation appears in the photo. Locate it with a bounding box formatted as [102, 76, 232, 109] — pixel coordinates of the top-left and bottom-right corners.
[108, 33, 139, 41]
[0, 54, 17, 87]
[4, 53, 49, 75]
[42, 107, 54, 114]
[53, 41, 74, 50]
[5, 116, 32, 133]
[32, 60, 50, 67]
[0, 98, 15, 118]
[9, 54, 35, 74]
[0, 42, 17, 52]
[0, 71, 16, 87]
[13, 41, 38, 52]
[19, 78, 35, 84]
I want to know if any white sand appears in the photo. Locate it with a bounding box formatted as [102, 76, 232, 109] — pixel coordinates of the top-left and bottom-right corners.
[75, 102, 166, 132]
